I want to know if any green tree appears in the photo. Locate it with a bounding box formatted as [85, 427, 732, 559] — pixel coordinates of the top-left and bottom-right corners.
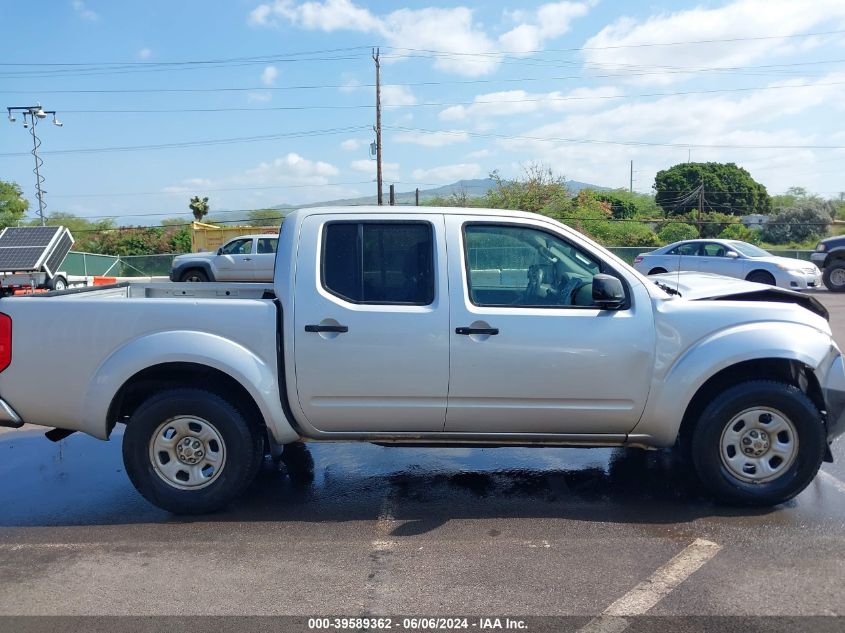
[247, 209, 285, 226]
[657, 222, 699, 244]
[760, 205, 830, 244]
[653, 162, 770, 217]
[719, 223, 760, 244]
[592, 189, 660, 219]
[0, 179, 29, 228]
[483, 164, 570, 213]
[188, 196, 210, 222]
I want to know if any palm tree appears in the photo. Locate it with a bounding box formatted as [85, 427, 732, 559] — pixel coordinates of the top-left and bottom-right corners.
[189, 196, 209, 222]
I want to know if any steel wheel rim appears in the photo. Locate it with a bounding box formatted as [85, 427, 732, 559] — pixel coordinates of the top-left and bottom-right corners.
[148, 416, 226, 490]
[831, 268, 845, 286]
[54, 279, 66, 290]
[719, 407, 798, 484]
[185, 274, 202, 282]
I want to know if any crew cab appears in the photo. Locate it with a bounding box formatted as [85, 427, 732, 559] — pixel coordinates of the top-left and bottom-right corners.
[170, 233, 278, 282]
[0, 206, 843, 514]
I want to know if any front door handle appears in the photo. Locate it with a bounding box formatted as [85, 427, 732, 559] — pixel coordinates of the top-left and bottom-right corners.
[456, 326, 499, 335]
[243, 257, 253, 261]
[305, 324, 349, 333]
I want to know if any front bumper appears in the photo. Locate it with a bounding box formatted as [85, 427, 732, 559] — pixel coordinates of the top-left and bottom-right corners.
[823, 355, 845, 441]
[0, 398, 23, 429]
[782, 268, 822, 290]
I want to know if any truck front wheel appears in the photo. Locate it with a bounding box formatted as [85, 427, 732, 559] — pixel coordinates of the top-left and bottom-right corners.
[122, 388, 264, 514]
[823, 262, 845, 292]
[690, 380, 825, 506]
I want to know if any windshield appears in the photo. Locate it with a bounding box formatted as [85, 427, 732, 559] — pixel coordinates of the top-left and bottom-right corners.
[729, 241, 771, 258]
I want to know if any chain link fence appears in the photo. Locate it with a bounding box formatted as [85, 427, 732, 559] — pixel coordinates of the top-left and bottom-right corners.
[60, 248, 816, 278]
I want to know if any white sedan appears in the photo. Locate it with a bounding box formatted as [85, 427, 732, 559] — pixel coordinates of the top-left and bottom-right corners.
[633, 239, 821, 290]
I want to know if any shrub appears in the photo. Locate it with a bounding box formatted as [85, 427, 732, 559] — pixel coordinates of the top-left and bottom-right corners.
[657, 222, 699, 244]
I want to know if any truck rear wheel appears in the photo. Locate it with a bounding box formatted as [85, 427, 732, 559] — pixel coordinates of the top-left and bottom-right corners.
[122, 388, 264, 514]
[690, 380, 825, 506]
[823, 262, 845, 292]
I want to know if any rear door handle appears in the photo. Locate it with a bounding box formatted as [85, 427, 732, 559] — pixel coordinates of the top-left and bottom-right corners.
[305, 324, 349, 333]
[456, 326, 499, 335]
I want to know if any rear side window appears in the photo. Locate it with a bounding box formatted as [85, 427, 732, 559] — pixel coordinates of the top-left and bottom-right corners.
[322, 222, 434, 305]
[257, 238, 278, 254]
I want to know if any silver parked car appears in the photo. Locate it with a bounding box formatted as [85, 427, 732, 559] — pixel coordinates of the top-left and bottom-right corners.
[170, 234, 278, 282]
[633, 239, 821, 290]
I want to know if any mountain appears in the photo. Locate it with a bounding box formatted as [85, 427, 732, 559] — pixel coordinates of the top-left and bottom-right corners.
[270, 178, 608, 209]
[203, 178, 609, 225]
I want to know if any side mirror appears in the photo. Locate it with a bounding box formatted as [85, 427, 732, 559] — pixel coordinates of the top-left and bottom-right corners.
[726, 251, 739, 258]
[592, 274, 625, 309]
[216, 247, 223, 255]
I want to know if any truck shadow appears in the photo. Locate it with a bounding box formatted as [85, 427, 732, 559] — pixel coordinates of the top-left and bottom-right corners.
[0, 430, 795, 530]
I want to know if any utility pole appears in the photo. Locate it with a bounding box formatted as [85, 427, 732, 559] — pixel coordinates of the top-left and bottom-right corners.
[6, 104, 63, 226]
[629, 160, 633, 193]
[389, 184, 395, 206]
[372, 48, 383, 206]
[698, 182, 705, 237]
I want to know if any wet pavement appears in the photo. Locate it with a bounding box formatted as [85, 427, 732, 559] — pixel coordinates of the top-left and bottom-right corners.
[2, 293, 845, 618]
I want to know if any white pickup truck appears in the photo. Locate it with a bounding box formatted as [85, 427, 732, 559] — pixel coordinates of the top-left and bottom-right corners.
[0, 206, 843, 514]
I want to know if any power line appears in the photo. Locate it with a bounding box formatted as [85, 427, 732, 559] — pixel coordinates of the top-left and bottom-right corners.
[0, 125, 370, 158]
[385, 126, 845, 150]
[45, 80, 845, 115]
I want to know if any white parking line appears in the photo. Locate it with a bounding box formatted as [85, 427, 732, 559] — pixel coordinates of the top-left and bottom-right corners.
[578, 538, 722, 633]
[819, 470, 845, 495]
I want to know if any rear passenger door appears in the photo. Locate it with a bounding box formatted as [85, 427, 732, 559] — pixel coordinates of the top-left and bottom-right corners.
[664, 242, 701, 273]
[293, 214, 449, 433]
[254, 237, 278, 282]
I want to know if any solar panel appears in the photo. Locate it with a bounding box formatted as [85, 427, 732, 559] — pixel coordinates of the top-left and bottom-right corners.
[0, 226, 61, 248]
[0, 226, 75, 273]
[43, 231, 74, 276]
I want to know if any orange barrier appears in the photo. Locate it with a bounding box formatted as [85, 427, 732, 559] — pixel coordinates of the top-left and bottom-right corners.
[93, 276, 118, 286]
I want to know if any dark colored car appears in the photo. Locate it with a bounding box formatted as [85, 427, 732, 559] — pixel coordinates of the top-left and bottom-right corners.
[812, 236, 845, 291]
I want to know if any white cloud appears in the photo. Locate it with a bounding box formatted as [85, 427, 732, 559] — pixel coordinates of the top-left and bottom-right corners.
[164, 153, 339, 196]
[439, 86, 623, 121]
[340, 138, 364, 151]
[261, 65, 279, 86]
[466, 148, 493, 159]
[392, 130, 469, 147]
[71, 0, 99, 21]
[248, 0, 593, 76]
[137, 48, 152, 60]
[350, 159, 400, 181]
[499, 1, 594, 54]
[247, 91, 273, 103]
[381, 85, 418, 107]
[582, 0, 845, 85]
[412, 163, 481, 183]
[483, 72, 845, 192]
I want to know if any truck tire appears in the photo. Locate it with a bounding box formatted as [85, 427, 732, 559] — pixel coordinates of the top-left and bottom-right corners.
[48, 275, 67, 291]
[180, 269, 209, 283]
[690, 380, 825, 506]
[822, 261, 845, 292]
[122, 388, 264, 514]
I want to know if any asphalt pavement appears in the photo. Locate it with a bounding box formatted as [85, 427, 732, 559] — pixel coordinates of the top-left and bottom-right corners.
[2, 293, 845, 627]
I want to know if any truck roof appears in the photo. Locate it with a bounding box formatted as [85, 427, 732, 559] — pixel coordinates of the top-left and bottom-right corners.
[289, 205, 552, 221]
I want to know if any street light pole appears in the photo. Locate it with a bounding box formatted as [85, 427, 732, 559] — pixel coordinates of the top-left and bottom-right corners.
[6, 104, 63, 226]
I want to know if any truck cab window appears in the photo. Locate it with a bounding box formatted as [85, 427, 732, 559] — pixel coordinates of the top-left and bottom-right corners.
[221, 238, 252, 255]
[464, 224, 602, 307]
[322, 222, 434, 305]
[257, 238, 278, 254]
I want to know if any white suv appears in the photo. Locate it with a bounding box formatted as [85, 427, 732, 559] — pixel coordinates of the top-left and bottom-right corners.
[170, 234, 278, 282]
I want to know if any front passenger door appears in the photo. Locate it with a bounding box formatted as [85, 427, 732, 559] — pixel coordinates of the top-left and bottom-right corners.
[445, 216, 655, 435]
[214, 237, 255, 281]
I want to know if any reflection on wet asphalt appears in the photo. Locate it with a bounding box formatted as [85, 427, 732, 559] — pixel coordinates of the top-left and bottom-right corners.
[2, 427, 843, 531]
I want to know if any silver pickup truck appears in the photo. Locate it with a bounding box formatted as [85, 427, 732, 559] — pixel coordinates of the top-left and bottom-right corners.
[0, 206, 843, 514]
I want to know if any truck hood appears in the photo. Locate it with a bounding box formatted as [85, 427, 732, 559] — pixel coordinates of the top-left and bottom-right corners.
[173, 251, 216, 262]
[649, 271, 828, 320]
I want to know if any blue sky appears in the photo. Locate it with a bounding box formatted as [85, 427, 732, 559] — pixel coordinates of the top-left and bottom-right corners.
[1, 0, 845, 224]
